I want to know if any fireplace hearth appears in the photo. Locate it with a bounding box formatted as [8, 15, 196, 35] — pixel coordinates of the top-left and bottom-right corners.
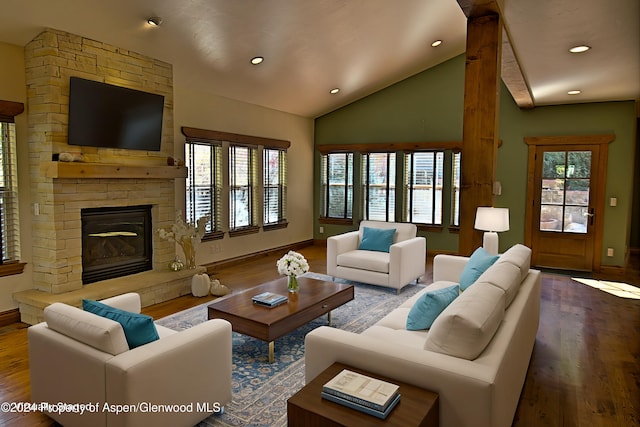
[81, 205, 153, 284]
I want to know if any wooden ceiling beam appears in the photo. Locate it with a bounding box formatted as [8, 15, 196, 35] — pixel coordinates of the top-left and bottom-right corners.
[457, 0, 535, 109]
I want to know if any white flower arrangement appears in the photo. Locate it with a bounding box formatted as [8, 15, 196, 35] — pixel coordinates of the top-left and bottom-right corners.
[277, 250, 309, 277]
[157, 213, 209, 243]
[157, 213, 209, 269]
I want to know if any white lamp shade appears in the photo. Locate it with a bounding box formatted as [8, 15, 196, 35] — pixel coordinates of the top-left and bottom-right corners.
[474, 207, 510, 232]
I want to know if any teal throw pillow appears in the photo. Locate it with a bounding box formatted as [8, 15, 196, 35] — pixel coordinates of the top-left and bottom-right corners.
[406, 285, 459, 330]
[459, 247, 499, 291]
[82, 299, 159, 349]
[358, 227, 396, 252]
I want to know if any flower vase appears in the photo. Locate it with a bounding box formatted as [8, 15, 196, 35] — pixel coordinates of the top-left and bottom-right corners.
[180, 237, 197, 269]
[287, 275, 299, 293]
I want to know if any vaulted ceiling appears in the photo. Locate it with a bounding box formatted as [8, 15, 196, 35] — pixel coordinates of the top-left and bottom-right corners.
[0, 0, 637, 118]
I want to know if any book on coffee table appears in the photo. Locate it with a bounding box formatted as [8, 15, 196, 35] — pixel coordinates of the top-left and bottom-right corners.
[322, 369, 400, 413]
[252, 292, 288, 307]
[321, 390, 401, 419]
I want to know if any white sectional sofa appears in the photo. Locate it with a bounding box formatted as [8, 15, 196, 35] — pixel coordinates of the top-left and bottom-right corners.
[28, 293, 232, 427]
[326, 220, 426, 293]
[305, 244, 541, 427]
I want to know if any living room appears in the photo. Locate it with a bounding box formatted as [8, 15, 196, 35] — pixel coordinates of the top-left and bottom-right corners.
[0, 1, 638, 426]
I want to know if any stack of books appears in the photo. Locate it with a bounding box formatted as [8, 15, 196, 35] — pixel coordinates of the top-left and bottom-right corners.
[251, 292, 288, 308]
[321, 369, 401, 419]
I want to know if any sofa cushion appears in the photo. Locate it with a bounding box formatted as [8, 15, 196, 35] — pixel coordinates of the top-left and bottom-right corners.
[44, 302, 129, 355]
[495, 244, 532, 281]
[460, 247, 499, 291]
[358, 227, 396, 252]
[83, 299, 159, 349]
[337, 250, 390, 273]
[476, 261, 522, 307]
[424, 281, 506, 360]
[406, 284, 459, 330]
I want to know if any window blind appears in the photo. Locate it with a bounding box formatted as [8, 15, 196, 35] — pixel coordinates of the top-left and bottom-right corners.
[263, 148, 287, 226]
[404, 151, 444, 225]
[0, 121, 20, 262]
[362, 152, 395, 222]
[185, 140, 222, 237]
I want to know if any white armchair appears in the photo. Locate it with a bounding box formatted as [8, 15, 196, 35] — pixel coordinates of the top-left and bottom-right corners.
[28, 292, 232, 427]
[327, 221, 426, 293]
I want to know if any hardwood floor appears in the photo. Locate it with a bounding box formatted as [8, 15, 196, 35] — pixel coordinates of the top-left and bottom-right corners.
[0, 244, 638, 426]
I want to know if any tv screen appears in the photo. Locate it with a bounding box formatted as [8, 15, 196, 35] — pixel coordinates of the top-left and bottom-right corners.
[68, 77, 165, 151]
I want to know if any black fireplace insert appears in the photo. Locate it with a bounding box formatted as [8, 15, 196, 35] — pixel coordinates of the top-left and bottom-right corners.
[81, 205, 153, 284]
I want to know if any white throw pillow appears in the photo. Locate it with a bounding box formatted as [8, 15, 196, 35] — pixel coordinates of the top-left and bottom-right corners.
[424, 282, 505, 360]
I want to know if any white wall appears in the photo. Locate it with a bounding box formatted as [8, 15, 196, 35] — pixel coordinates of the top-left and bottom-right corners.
[172, 78, 315, 265]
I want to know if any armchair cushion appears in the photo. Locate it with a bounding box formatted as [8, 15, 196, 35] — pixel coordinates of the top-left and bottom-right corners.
[83, 299, 159, 349]
[337, 250, 390, 273]
[358, 227, 396, 252]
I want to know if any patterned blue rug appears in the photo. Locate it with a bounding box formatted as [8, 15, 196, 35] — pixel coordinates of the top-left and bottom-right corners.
[156, 273, 424, 427]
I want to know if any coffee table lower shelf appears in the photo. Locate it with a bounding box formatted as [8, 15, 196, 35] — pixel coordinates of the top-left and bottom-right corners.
[287, 363, 439, 426]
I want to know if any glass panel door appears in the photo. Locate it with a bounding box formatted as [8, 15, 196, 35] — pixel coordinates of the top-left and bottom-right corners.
[540, 150, 592, 234]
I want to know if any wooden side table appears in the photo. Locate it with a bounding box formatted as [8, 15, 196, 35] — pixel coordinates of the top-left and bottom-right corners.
[287, 363, 439, 427]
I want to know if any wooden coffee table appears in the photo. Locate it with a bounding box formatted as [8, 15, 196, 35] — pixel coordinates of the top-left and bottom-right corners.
[207, 276, 354, 363]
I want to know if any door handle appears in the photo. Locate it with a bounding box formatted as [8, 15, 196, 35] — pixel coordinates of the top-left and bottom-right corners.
[585, 208, 595, 226]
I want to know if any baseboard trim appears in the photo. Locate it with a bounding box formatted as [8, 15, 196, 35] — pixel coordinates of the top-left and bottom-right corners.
[0, 308, 21, 327]
[204, 240, 316, 273]
[598, 265, 627, 276]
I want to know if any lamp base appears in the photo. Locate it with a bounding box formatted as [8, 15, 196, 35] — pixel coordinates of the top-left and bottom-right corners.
[483, 232, 499, 256]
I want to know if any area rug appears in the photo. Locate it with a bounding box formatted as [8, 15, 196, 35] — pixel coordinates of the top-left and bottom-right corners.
[155, 273, 425, 427]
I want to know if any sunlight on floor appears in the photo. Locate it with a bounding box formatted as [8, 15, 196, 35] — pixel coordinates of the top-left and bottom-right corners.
[572, 278, 640, 300]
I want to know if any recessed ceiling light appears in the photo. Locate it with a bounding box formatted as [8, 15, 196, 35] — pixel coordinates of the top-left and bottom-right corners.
[250, 56, 264, 65]
[147, 17, 162, 26]
[569, 45, 591, 53]
[330, 88, 340, 94]
[567, 90, 582, 95]
[431, 40, 443, 47]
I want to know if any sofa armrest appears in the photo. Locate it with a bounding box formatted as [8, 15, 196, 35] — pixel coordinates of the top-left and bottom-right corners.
[389, 236, 426, 287]
[305, 326, 495, 427]
[105, 319, 232, 426]
[326, 230, 359, 276]
[432, 254, 470, 283]
[100, 292, 142, 313]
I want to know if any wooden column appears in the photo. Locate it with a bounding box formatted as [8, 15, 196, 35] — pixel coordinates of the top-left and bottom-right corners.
[458, 13, 502, 255]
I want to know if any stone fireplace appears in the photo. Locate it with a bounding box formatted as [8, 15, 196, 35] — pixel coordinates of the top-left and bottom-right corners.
[14, 29, 202, 325]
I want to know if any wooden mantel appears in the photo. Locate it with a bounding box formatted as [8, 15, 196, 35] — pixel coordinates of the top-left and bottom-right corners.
[45, 162, 187, 179]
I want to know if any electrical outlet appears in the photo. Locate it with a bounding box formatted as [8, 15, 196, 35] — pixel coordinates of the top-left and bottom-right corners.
[607, 247, 614, 257]
[319, 226, 324, 234]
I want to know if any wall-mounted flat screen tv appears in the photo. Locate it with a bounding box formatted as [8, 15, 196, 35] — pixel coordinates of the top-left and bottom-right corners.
[68, 77, 165, 151]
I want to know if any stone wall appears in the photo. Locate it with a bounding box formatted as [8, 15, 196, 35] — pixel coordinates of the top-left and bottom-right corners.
[24, 29, 177, 294]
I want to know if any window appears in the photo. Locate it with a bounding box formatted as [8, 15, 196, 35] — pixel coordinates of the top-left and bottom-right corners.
[182, 127, 290, 239]
[404, 151, 444, 225]
[0, 121, 20, 264]
[185, 141, 222, 237]
[362, 152, 395, 221]
[263, 148, 287, 228]
[451, 151, 461, 226]
[229, 144, 258, 232]
[321, 152, 353, 220]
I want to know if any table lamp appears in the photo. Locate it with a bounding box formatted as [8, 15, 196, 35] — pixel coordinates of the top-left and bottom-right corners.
[474, 207, 509, 255]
